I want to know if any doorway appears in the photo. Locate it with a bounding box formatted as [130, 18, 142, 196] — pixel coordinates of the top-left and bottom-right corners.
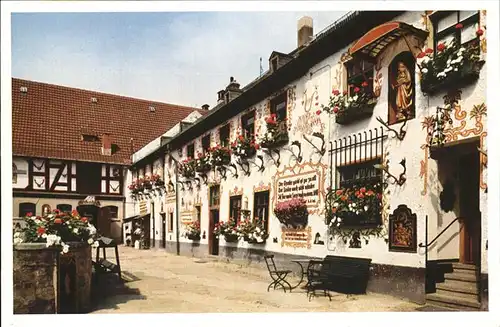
[161, 213, 167, 248]
[458, 150, 481, 265]
[208, 185, 220, 256]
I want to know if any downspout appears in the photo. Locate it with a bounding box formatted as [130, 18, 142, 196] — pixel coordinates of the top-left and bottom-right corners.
[172, 156, 181, 256]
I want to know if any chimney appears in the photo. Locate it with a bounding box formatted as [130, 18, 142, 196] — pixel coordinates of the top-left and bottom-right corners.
[202, 104, 210, 110]
[225, 76, 243, 103]
[101, 133, 112, 156]
[217, 90, 225, 105]
[297, 16, 313, 48]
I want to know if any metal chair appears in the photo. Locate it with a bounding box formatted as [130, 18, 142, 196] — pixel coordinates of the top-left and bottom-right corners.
[264, 255, 292, 293]
[306, 260, 331, 301]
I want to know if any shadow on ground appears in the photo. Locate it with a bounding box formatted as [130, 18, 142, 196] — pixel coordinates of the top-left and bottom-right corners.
[90, 271, 146, 312]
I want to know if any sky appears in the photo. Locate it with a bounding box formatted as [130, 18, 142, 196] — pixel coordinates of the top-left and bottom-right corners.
[11, 11, 347, 108]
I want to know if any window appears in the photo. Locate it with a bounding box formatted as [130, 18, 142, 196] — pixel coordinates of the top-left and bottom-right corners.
[219, 124, 230, 148]
[209, 185, 220, 208]
[253, 191, 270, 232]
[187, 143, 195, 159]
[202, 134, 211, 153]
[19, 202, 36, 217]
[241, 111, 255, 139]
[168, 212, 174, 232]
[106, 205, 118, 219]
[433, 11, 480, 51]
[76, 162, 101, 194]
[229, 195, 242, 222]
[13, 163, 18, 183]
[57, 204, 72, 213]
[270, 92, 287, 122]
[337, 159, 382, 189]
[346, 59, 374, 96]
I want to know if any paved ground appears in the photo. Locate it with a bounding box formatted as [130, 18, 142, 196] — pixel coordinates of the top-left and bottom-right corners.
[91, 246, 420, 313]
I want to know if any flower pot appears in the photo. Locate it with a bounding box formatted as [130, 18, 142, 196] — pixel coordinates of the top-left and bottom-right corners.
[335, 211, 381, 228]
[261, 133, 289, 149]
[195, 165, 211, 173]
[335, 102, 376, 125]
[224, 234, 239, 243]
[13, 242, 92, 314]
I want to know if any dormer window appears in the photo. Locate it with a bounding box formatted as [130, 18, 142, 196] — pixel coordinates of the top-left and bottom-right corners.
[81, 134, 99, 142]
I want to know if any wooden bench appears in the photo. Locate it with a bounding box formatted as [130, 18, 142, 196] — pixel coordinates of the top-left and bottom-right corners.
[306, 255, 372, 300]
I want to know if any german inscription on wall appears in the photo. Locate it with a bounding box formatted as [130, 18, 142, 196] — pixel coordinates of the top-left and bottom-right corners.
[276, 171, 320, 206]
[281, 226, 312, 249]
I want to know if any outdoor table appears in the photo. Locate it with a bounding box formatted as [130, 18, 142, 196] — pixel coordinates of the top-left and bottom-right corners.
[290, 259, 320, 290]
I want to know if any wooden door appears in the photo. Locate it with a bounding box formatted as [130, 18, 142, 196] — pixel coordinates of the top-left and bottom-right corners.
[458, 151, 481, 265]
[209, 209, 220, 256]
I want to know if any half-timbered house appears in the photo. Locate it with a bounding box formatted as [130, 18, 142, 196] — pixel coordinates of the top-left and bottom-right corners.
[126, 10, 489, 310]
[12, 78, 205, 243]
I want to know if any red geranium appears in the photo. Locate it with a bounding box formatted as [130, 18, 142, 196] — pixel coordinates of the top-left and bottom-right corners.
[437, 43, 446, 52]
[343, 90, 348, 95]
[333, 106, 339, 113]
[81, 217, 88, 223]
[354, 87, 361, 93]
[417, 51, 426, 58]
[54, 218, 63, 224]
[476, 28, 484, 36]
[425, 48, 433, 54]
[361, 81, 369, 87]
[455, 23, 463, 29]
[26, 212, 33, 217]
[37, 226, 46, 235]
[316, 110, 321, 115]
[332, 89, 340, 95]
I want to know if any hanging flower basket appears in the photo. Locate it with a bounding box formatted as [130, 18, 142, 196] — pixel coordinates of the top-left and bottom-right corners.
[274, 197, 309, 228]
[323, 85, 377, 125]
[231, 134, 259, 159]
[224, 234, 239, 243]
[195, 152, 212, 173]
[238, 218, 268, 244]
[179, 158, 196, 179]
[184, 221, 201, 241]
[209, 145, 232, 167]
[418, 34, 485, 95]
[258, 114, 289, 149]
[214, 218, 239, 242]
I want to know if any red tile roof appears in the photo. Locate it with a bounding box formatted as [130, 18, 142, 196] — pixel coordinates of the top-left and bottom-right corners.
[12, 78, 205, 165]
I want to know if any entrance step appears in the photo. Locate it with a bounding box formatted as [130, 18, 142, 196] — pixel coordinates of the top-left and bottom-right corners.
[426, 290, 481, 311]
[444, 271, 477, 282]
[452, 263, 478, 272]
[436, 279, 479, 295]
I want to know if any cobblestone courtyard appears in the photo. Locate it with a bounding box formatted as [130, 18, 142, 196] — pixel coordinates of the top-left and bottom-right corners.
[91, 246, 420, 313]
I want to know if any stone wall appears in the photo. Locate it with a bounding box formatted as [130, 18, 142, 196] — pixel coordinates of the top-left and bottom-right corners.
[13, 243, 59, 314]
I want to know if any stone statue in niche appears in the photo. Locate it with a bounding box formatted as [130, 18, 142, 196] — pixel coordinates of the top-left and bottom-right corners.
[389, 52, 415, 125]
[389, 204, 417, 253]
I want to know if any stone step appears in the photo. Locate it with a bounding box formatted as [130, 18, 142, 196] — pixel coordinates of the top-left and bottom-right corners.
[433, 288, 479, 302]
[437, 279, 479, 295]
[445, 271, 478, 282]
[452, 263, 478, 271]
[427, 290, 481, 310]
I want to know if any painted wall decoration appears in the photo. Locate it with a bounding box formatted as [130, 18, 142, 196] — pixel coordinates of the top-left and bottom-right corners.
[388, 51, 415, 125]
[388, 204, 417, 253]
[229, 186, 243, 197]
[281, 226, 312, 249]
[272, 161, 327, 214]
[286, 86, 297, 131]
[420, 96, 487, 194]
[293, 87, 325, 136]
[253, 181, 271, 193]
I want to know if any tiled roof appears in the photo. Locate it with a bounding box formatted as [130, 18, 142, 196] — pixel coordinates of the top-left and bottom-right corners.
[12, 78, 206, 165]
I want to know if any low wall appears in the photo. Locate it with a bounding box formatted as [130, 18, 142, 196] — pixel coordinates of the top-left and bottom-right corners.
[13, 242, 92, 314]
[150, 239, 426, 304]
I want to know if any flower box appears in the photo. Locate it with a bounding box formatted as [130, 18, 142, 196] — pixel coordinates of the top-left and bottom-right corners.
[335, 102, 376, 125]
[418, 36, 485, 95]
[224, 234, 239, 243]
[258, 115, 289, 149]
[209, 146, 232, 167]
[231, 134, 259, 160]
[185, 220, 201, 241]
[187, 234, 201, 241]
[260, 132, 289, 149]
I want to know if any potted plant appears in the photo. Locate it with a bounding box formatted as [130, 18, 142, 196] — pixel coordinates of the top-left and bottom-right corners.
[151, 173, 165, 188]
[213, 218, 239, 242]
[231, 134, 260, 159]
[238, 217, 268, 244]
[184, 221, 201, 241]
[195, 151, 212, 173]
[322, 84, 377, 125]
[209, 145, 232, 167]
[258, 114, 289, 149]
[178, 157, 196, 179]
[274, 197, 309, 228]
[418, 27, 485, 94]
[325, 183, 383, 229]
